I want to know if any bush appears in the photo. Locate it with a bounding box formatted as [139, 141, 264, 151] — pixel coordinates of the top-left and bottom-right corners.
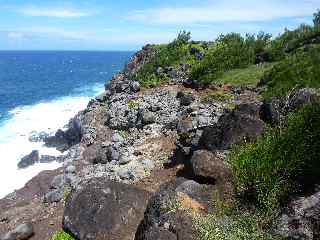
[230, 104, 320, 211]
[50, 231, 74, 240]
[133, 31, 205, 87]
[262, 46, 320, 99]
[190, 32, 271, 85]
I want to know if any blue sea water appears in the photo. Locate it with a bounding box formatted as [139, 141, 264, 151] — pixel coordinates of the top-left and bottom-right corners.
[0, 51, 132, 122]
[0, 51, 133, 197]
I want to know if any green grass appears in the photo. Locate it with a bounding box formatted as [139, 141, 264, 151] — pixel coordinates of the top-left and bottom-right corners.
[193, 209, 281, 240]
[215, 63, 275, 86]
[50, 231, 74, 240]
[229, 103, 320, 211]
[201, 91, 234, 102]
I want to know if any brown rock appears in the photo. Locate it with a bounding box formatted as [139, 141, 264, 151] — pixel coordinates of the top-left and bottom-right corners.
[63, 178, 150, 240]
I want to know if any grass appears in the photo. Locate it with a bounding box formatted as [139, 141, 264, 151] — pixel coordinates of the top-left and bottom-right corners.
[193, 210, 281, 240]
[229, 103, 320, 211]
[201, 91, 234, 102]
[215, 63, 275, 87]
[50, 231, 74, 240]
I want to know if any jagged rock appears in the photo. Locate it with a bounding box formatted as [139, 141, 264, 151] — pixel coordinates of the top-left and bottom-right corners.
[261, 88, 319, 124]
[176, 92, 195, 106]
[50, 175, 65, 189]
[201, 103, 265, 150]
[136, 178, 215, 240]
[63, 178, 150, 240]
[45, 114, 82, 152]
[275, 191, 320, 239]
[17, 150, 39, 169]
[141, 111, 155, 125]
[44, 189, 64, 203]
[190, 150, 231, 181]
[1, 223, 34, 240]
[130, 81, 141, 92]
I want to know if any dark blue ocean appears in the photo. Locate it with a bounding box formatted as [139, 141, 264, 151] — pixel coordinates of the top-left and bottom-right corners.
[0, 51, 133, 122]
[0, 51, 133, 197]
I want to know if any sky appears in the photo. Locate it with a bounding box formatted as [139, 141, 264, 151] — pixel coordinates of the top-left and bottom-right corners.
[0, 0, 319, 50]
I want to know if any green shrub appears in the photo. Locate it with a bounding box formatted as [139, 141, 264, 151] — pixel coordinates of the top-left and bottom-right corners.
[128, 100, 139, 109]
[133, 31, 207, 87]
[50, 231, 74, 240]
[190, 32, 271, 85]
[230, 104, 320, 211]
[262, 46, 320, 99]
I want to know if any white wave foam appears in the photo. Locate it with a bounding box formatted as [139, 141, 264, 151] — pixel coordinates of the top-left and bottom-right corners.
[0, 84, 104, 198]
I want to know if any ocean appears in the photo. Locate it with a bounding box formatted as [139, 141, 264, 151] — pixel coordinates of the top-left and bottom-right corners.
[0, 51, 133, 198]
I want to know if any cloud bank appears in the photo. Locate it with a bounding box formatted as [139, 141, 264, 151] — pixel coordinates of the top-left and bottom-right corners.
[128, 0, 320, 24]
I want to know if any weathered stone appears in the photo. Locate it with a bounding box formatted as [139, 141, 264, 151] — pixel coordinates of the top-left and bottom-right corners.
[275, 191, 320, 239]
[130, 81, 141, 92]
[2, 223, 34, 240]
[190, 150, 231, 182]
[63, 178, 150, 240]
[44, 189, 64, 203]
[50, 175, 64, 189]
[201, 103, 265, 150]
[17, 150, 39, 169]
[141, 111, 155, 125]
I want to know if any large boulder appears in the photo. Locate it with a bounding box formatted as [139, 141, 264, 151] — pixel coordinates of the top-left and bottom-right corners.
[63, 178, 150, 240]
[201, 103, 265, 151]
[1, 223, 34, 240]
[135, 179, 215, 240]
[17, 150, 39, 169]
[190, 150, 231, 183]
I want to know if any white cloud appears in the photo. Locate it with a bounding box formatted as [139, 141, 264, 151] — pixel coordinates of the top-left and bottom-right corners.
[128, 0, 320, 24]
[19, 6, 94, 18]
[7, 32, 24, 39]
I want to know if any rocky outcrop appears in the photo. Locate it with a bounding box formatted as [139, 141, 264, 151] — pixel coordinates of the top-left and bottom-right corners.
[201, 103, 265, 151]
[260, 88, 319, 125]
[136, 178, 222, 240]
[63, 178, 150, 240]
[190, 150, 231, 183]
[44, 114, 82, 152]
[18, 150, 40, 169]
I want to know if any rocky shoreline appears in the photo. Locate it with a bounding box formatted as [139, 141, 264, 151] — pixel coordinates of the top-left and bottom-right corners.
[1, 45, 319, 240]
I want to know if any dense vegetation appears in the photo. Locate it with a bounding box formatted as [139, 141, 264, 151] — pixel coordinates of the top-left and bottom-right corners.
[230, 103, 320, 211]
[262, 46, 320, 99]
[133, 10, 320, 96]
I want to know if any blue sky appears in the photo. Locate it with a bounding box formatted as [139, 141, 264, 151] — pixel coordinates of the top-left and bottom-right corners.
[0, 0, 319, 50]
